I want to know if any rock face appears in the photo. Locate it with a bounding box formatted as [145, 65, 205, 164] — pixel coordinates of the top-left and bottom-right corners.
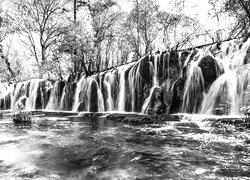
[244, 46, 250, 65]
[169, 77, 185, 114]
[198, 55, 222, 90]
[89, 80, 98, 112]
[35, 81, 51, 109]
[61, 83, 77, 111]
[144, 87, 167, 115]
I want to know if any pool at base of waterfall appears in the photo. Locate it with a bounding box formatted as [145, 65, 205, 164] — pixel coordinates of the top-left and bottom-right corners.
[0, 111, 250, 180]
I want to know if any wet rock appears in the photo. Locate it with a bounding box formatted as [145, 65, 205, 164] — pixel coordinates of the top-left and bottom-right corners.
[89, 80, 98, 112]
[79, 112, 106, 118]
[29, 110, 78, 117]
[13, 111, 32, 124]
[198, 55, 222, 90]
[106, 113, 180, 124]
[36, 80, 51, 109]
[77, 101, 87, 111]
[61, 83, 77, 111]
[244, 46, 250, 64]
[158, 114, 181, 121]
[168, 50, 181, 81]
[184, 49, 198, 67]
[144, 87, 167, 115]
[210, 117, 248, 128]
[133, 56, 153, 112]
[180, 51, 189, 67]
[169, 77, 185, 114]
[16, 166, 40, 178]
[107, 113, 164, 124]
[139, 56, 152, 83]
[16, 96, 27, 110]
[106, 113, 156, 124]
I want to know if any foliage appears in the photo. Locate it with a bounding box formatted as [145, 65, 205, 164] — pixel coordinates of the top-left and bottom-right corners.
[210, 0, 250, 38]
[13, 0, 69, 78]
[224, 0, 250, 37]
[89, 0, 122, 72]
[123, 0, 160, 59]
[0, 0, 245, 82]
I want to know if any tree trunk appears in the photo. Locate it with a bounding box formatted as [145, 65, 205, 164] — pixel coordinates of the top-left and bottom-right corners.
[0, 45, 15, 80]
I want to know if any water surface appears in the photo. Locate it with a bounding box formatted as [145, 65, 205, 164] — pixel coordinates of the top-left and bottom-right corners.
[0, 112, 250, 179]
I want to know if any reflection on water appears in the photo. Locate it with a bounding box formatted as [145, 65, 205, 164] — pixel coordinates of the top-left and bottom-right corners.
[0, 112, 250, 179]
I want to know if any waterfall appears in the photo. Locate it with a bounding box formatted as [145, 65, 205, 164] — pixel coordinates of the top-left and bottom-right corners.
[0, 83, 8, 99]
[153, 55, 159, 86]
[73, 76, 105, 112]
[1, 38, 250, 115]
[117, 64, 131, 111]
[73, 76, 93, 112]
[97, 85, 105, 112]
[198, 38, 250, 115]
[59, 85, 66, 110]
[199, 71, 239, 115]
[46, 81, 61, 110]
[0, 83, 14, 109]
[141, 85, 159, 113]
[103, 72, 114, 111]
[182, 60, 205, 113]
[141, 54, 161, 112]
[26, 79, 42, 110]
[128, 65, 138, 112]
[11, 81, 28, 110]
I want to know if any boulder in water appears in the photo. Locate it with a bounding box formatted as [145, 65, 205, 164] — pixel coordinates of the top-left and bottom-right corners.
[143, 86, 167, 115]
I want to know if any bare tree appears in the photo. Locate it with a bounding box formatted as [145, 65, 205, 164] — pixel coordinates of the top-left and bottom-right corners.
[0, 5, 17, 81]
[87, 0, 121, 72]
[13, 0, 67, 77]
[123, 0, 160, 59]
[223, 0, 250, 37]
[157, 11, 182, 49]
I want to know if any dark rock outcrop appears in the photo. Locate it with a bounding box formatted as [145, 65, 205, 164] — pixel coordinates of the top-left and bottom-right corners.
[61, 83, 77, 111]
[144, 87, 167, 115]
[106, 113, 181, 124]
[89, 80, 98, 112]
[169, 77, 185, 113]
[180, 51, 189, 67]
[35, 81, 51, 109]
[198, 55, 222, 90]
[244, 46, 250, 65]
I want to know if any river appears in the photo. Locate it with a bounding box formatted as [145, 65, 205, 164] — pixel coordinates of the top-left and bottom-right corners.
[0, 111, 249, 179]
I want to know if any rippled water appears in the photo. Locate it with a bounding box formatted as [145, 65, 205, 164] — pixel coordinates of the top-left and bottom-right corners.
[0, 111, 250, 180]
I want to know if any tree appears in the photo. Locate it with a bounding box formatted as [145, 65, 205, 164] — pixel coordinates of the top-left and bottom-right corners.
[157, 11, 182, 49]
[58, 22, 94, 77]
[13, 0, 68, 77]
[0, 3, 18, 82]
[223, 0, 250, 38]
[123, 0, 160, 59]
[88, 0, 121, 72]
